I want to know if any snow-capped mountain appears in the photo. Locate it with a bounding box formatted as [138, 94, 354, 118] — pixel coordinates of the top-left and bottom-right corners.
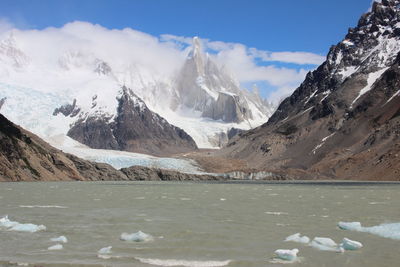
[0, 28, 272, 152]
[220, 0, 400, 180]
[174, 37, 270, 123]
[66, 86, 197, 156]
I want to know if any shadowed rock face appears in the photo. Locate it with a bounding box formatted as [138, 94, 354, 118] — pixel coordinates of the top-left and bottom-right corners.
[0, 113, 127, 181]
[66, 86, 198, 156]
[220, 0, 400, 180]
[202, 92, 251, 123]
[0, 97, 6, 110]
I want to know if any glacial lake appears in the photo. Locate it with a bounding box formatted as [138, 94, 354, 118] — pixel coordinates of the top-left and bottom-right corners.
[0, 181, 399, 267]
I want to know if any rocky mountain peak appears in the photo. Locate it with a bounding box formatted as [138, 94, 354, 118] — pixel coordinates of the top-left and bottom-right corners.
[220, 0, 400, 180]
[174, 36, 272, 123]
[64, 85, 198, 156]
[267, 0, 400, 125]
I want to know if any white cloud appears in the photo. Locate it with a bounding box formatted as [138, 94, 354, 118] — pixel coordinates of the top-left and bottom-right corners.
[162, 33, 322, 103]
[215, 43, 308, 86]
[1, 21, 322, 104]
[10, 21, 186, 77]
[249, 48, 325, 65]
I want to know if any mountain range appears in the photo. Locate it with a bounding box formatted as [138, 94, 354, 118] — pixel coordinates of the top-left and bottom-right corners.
[0, 33, 272, 157]
[1, 0, 400, 181]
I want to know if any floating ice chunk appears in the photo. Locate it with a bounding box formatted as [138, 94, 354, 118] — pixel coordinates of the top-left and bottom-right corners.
[338, 221, 362, 231]
[340, 238, 363, 251]
[120, 231, 153, 242]
[98, 246, 112, 254]
[338, 221, 400, 240]
[310, 237, 339, 251]
[274, 249, 299, 261]
[98, 246, 112, 259]
[0, 215, 46, 232]
[9, 223, 46, 233]
[285, 233, 310, 244]
[0, 215, 19, 228]
[50, 236, 68, 243]
[48, 244, 63, 250]
[135, 257, 231, 267]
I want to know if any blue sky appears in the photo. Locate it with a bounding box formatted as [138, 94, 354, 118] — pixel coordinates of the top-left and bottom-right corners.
[0, 0, 374, 102]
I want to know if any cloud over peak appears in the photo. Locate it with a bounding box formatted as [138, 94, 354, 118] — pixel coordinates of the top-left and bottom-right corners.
[0, 20, 324, 103]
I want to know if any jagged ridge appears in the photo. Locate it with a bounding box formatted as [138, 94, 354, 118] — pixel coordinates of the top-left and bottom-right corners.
[220, 0, 400, 180]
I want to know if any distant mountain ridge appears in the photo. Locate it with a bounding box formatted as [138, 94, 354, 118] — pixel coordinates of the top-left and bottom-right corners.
[220, 0, 400, 180]
[0, 33, 273, 152]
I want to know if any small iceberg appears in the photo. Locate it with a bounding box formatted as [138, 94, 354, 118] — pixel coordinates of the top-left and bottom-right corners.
[0, 215, 46, 232]
[310, 237, 340, 252]
[98, 246, 112, 259]
[98, 246, 112, 254]
[340, 238, 363, 251]
[120, 231, 153, 242]
[10, 223, 46, 233]
[48, 244, 63, 250]
[0, 215, 19, 228]
[50, 236, 68, 243]
[338, 221, 362, 231]
[338, 221, 400, 240]
[274, 248, 299, 261]
[285, 233, 310, 244]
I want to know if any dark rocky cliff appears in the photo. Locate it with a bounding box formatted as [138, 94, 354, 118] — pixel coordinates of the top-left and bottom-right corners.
[67, 86, 198, 156]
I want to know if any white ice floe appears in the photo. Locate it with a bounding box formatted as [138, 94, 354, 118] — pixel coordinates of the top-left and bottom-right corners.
[0, 215, 19, 228]
[338, 221, 362, 231]
[48, 244, 63, 250]
[0, 215, 46, 232]
[9, 223, 46, 233]
[120, 231, 153, 242]
[97, 246, 112, 259]
[274, 249, 299, 261]
[98, 246, 112, 254]
[338, 221, 400, 240]
[135, 258, 231, 267]
[310, 237, 340, 252]
[50, 236, 68, 243]
[285, 233, 310, 244]
[340, 238, 363, 251]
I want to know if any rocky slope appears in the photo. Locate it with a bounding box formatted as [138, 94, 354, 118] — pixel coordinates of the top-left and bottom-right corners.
[0, 113, 125, 181]
[63, 86, 197, 156]
[0, 113, 223, 182]
[219, 0, 400, 180]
